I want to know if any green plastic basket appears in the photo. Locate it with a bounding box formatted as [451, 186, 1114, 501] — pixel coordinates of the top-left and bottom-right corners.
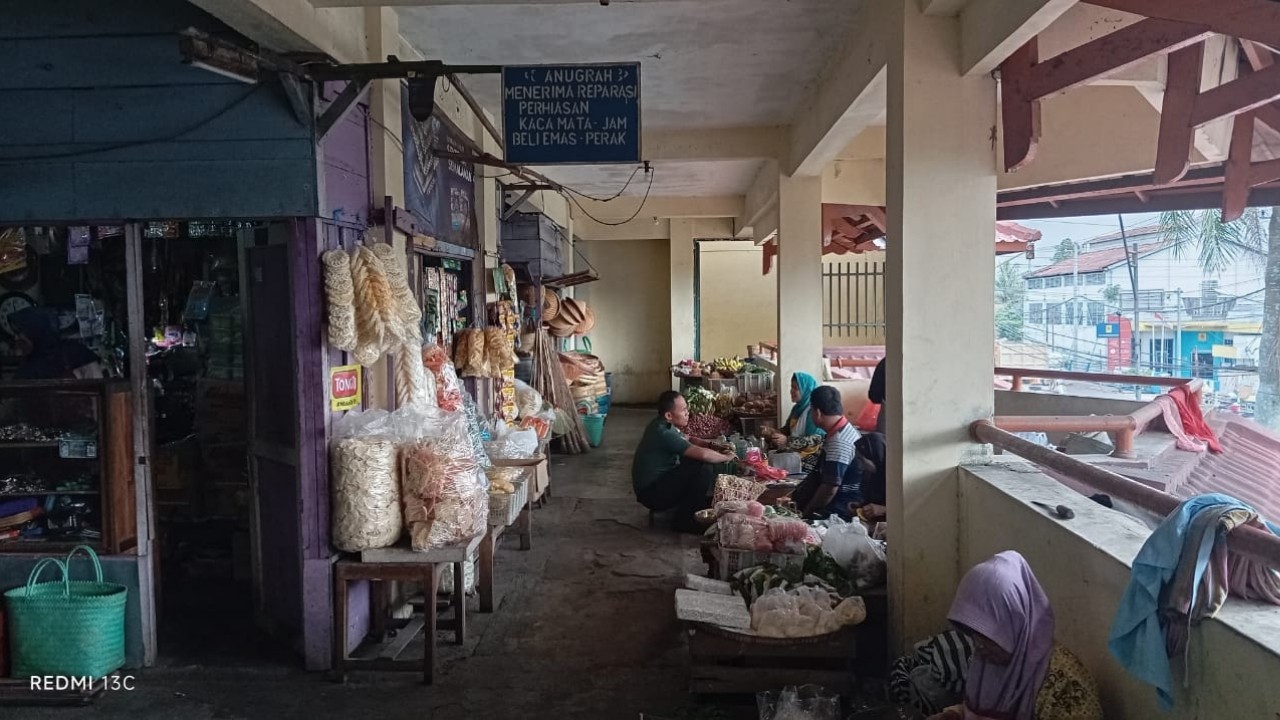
[4, 545, 127, 678]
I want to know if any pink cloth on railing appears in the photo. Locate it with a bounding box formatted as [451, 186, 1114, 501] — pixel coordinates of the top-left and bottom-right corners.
[1153, 395, 1210, 453]
[1171, 385, 1223, 454]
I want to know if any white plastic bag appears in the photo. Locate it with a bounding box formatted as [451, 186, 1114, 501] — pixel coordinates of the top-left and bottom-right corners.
[757, 684, 842, 720]
[821, 515, 886, 590]
[484, 420, 539, 460]
[513, 378, 544, 419]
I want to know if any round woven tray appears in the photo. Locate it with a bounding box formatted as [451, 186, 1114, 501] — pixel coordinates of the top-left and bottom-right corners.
[697, 620, 852, 646]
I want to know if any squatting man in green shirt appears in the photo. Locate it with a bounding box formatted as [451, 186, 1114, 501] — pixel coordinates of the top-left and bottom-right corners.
[631, 391, 736, 532]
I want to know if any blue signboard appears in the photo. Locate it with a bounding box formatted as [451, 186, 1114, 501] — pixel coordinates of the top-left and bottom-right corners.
[1096, 322, 1121, 338]
[502, 63, 641, 165]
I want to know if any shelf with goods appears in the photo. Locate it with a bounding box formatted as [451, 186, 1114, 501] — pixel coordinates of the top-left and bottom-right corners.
[0, 379, 136, 554]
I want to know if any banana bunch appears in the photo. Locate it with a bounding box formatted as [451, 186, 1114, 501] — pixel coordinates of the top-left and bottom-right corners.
[710, 357, 745, 375]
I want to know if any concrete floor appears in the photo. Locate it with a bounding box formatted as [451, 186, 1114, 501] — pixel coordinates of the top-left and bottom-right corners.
[14, 409, 749, 720]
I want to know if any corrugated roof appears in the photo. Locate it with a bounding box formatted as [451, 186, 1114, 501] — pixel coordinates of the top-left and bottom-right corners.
[1027, 242, 1165, 278]
[1079, 223, 1164, 246]
[1168, 417, 1280, 522]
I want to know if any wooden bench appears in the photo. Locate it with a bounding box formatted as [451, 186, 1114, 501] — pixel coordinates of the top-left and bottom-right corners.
[332, 534, 483, 685]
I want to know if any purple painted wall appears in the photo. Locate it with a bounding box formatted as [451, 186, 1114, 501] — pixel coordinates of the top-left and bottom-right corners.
[319, 84, 372, 228]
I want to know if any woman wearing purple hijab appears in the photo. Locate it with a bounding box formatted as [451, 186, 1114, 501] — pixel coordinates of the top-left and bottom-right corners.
[930, 552, 1102, 720]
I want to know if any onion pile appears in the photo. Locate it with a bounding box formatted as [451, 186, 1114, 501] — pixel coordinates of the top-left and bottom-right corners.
[686, 413, 732, 440]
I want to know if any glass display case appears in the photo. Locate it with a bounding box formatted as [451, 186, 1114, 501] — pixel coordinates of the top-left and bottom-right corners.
[0, 379, 135, 553]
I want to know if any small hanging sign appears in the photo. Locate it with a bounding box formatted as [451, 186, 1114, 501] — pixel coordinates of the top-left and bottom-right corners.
[330, 364, 363, 412]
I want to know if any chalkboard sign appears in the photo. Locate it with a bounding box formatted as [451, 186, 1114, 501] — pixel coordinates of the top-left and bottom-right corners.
[402, 86, 479, 249]
[503, 63, 641, 165]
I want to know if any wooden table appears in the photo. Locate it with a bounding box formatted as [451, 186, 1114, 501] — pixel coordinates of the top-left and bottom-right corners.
[332, 534, 484, 685]
[478, 488, 533, 613]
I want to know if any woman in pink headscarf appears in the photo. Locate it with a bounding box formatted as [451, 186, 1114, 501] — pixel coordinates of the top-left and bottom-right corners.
[929, 552, 1102, 720]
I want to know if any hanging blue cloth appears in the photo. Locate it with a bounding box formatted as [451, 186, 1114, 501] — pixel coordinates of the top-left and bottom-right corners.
[1108, 493, 1256, 709]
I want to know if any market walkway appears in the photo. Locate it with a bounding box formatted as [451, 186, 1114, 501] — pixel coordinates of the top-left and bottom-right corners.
[17, 409, 733, 720]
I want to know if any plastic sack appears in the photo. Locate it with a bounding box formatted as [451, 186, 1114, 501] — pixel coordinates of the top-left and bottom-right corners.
[484, 420, 539, 460]
[751, 586, 867, 639]
[400, 409, 489, 551]
[766, 517, 811, 554]
[757, 684, 843, 720]
[514, 379, 544, 419]
[330, 409, 401, 552]
[714, 500, 764, 519]
[718, 512, 772, 552]
[422, 344, 464, 412]
[821, 515, 887, 590]
[517, 409, 554, 440]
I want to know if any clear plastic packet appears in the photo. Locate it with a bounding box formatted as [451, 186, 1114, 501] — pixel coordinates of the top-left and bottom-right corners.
[483, 420, 539, 460]
[330, 409, 401, 552]
[400, 408, 489, 551]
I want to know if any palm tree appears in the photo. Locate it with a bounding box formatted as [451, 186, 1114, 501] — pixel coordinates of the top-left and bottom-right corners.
[1160, 208, 1279, 431]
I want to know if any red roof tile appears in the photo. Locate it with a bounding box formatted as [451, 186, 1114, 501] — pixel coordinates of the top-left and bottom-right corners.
[1027, 242, 1165, 278]
[1168, 417, 1280, 522]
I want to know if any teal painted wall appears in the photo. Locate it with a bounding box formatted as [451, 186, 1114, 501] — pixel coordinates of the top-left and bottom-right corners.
[0, 0, 318, 222]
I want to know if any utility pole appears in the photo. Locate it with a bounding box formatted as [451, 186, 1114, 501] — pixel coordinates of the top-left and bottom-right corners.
[1071, 241, 1080, 371]
[1118, 214, 1142, 399]
[1175, 288, 1183, 378]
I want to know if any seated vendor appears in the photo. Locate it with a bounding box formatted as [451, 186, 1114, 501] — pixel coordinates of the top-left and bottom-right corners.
[790, 386, 862, 520]
[632, 391, 736, 532]
[765, 372, 825, 473]
[907, 551, 1102, 720]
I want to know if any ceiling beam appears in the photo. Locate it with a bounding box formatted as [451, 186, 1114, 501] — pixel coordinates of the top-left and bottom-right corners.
[1222, 112, 1256, 222]
[644, 126, 784, 162]
[961, 0, 1075, 76]
[1023, 19, 1212, 100]
[190, 0, 367, 61]
[1189, 61, 1280, 127]
[1153, 43, 1203, 185]
[1084, 0, 1280, 49]
[919, 0, 969, 16]
[785, 1, 890, 177]
[739, 160, 779, 239]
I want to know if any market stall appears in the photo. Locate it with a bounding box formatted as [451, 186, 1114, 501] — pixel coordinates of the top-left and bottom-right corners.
[673, 356, 779, 439]
[674, 465, 890, 709]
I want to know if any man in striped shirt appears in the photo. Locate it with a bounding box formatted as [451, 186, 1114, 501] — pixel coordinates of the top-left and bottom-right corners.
[790, 385, 863, 520]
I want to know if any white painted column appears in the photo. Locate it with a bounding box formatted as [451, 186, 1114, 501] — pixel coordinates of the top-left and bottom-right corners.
[670, 218, 696, 385]
[884, 2, 996, 649]
[776, 173, 825, 421]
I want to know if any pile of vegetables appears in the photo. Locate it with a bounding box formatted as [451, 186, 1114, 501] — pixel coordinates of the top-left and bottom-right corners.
[734, 393, 777, 417]
[686, 413, 733, 440]
[684, 386, 717, 415]
[730, 545, 856, 604]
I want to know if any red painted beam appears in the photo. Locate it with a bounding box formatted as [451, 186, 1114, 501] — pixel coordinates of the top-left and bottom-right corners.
[1252, 159, 1280, 187]
[863, 207, 887, 233]
[1025, 19, 1211, 100]
[1222, 111, 1256, 222]
[1154, 42, 1205, 185]
[1257, 103, 1280, 133]
[1085, 0, 1280, 49]
[1190, 61, 1280, 127]
[1000, 39, 1041, 173]
[1240, 40, 1275, 72]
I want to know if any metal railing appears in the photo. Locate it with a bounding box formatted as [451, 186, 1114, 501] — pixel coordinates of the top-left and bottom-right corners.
[993, 367, 1202, 458]
[823, 261, 885, 338]
[970, 420, 1280, 568]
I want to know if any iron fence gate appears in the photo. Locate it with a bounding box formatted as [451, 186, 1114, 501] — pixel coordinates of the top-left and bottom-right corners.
[823, 261, 886, 337]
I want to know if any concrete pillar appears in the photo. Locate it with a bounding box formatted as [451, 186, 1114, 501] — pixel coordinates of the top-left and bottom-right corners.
[776, 173, 824, 421]
[884, 2, 996, 650]
[670, 218, 695, 383]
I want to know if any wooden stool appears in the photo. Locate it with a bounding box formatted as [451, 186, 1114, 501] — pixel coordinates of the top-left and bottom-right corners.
[332, 534, 483, 685]
[479, 491, 533, 613]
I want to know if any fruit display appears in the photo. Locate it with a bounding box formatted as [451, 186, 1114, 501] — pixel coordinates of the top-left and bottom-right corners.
[709, 357, 744, 377]
[734, 393, 778, 417]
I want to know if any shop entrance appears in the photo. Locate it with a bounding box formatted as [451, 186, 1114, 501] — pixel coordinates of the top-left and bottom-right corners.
[141, 220, 260, 662]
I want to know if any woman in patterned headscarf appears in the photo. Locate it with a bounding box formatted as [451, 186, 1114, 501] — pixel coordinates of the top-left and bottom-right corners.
[928, 552, 1102, 720]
